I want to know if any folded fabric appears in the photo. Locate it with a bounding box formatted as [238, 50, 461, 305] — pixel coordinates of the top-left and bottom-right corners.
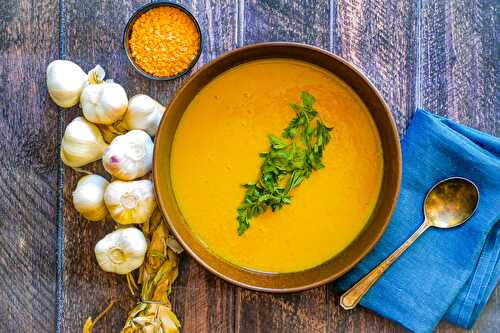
[335, 109, 500, 333]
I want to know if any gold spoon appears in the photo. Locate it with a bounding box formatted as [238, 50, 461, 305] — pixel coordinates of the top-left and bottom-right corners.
[340, 177, 479, 310]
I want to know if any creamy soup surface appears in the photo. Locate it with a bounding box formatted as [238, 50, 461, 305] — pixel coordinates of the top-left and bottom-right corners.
[170, 59, 383, 273]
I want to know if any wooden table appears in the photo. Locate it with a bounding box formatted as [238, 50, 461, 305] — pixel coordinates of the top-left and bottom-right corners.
[1, 0, 498, 332]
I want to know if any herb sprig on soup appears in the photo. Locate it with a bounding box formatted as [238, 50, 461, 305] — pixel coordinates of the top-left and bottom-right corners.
[236, 91, 332, 235]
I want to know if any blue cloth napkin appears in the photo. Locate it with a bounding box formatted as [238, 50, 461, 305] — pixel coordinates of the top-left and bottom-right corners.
[336, 109, 500, 333]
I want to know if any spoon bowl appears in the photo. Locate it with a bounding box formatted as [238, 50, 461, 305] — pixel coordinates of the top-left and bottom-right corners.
[424, 177, 479, 228]
[340, 177, 479, 310]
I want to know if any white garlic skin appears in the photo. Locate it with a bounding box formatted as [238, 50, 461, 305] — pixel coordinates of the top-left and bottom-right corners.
[104, 179, 156, 225]
[94, 227, 147, 274]
[102, 130, 153, 180]
[81, 81, 128, 125]
[46, 60, 88, 108]
[124, 94, 165, 136]
[72, 174, 109, 221]
[61, 117, 108, 167]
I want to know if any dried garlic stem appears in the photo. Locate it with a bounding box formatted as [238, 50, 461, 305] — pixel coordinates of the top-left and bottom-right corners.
[126, 272, 139, 295]
[82, 300, 117, 333]
[121, 210, 181, 333]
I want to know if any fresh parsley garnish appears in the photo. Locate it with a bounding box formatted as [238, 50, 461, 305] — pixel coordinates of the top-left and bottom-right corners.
[236, 91, 332, 235]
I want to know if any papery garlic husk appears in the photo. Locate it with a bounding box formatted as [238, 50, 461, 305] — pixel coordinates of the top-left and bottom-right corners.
[97, 121, 128, 144]
[122, 215, 180, 333]
[82, 300, 117, 333]
[81, 80, 128, 125]
[124, 94, 166, 136]
[102, 130, 153, 180]
[104, 179, 156, 224]
[72, 174, 109, 221]
[122, 302, 180, 333]
[166, 236, 184, 254]
[61, 117, 109, 167]
[46, 60, 104, 108]
[95, 227, 147, 274]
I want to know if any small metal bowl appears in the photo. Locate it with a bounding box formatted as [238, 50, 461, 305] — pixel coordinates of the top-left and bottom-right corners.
[123, 1, 203, 81]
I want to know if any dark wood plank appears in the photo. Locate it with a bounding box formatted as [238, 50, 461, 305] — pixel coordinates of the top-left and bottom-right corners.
[236, 289, 328, 333]
[242, 0, 330, 46]
[326, 0, 418, 332]
[0, 0, 59, 331]
[420, 0, 499, 137]
[235, 1, 330, 333]
[331, 0, 418, 133]
[421, 1, 499, 332]
[328, 292, 405, 333]
[61, 0, 238, 332]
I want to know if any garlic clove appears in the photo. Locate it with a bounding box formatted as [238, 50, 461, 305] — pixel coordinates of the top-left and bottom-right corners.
[124, 94, 165, 136]
[104, 179, 156, 225]
[81, 81, 128, 125]
[47, 60, 88, 108]
[61, 117, 109, 168]
[72, 174, 109, 221]
[102, 130, 153, 180]
[94, 227, 147, 274]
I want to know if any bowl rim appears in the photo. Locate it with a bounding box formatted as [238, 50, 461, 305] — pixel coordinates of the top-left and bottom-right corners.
[122, 1, 203, 81]
[153, 42, 402, 292]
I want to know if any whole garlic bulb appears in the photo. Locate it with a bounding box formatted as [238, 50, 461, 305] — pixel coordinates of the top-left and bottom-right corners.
[102, 130, 153, 180]
[72, 174, 109, 221]
[46, 60, 104, 108]
[46, 60, 87, 108]
[124, 94, 165, 136]
[94, 227, 147, 274]
[61, 117, 108, 167]
[104, 179, 156, 224]
[81, 81, 128, 125]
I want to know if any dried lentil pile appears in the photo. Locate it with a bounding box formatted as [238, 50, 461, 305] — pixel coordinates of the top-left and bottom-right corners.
[129, 6, 200, 77]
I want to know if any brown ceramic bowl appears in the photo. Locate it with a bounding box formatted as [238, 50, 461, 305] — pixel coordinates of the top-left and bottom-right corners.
[154, 43, 402, 292]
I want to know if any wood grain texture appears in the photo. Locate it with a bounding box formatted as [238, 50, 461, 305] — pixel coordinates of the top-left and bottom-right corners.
[60, 0, 238, 332]
[328, 293, 406, 333]
[236, 289, 328, 333]
[0, 0, 59, 332]
[420, 0, 499, 136]
[242, 0, 330, 46]
[421, 1, 499, 332]
[331, 0, 418, 133]
[235, 1, 330, 332]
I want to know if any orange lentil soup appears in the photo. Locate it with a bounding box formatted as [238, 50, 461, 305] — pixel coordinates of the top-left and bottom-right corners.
[171, 59, 384, 273]
[128, 6, 200, 77]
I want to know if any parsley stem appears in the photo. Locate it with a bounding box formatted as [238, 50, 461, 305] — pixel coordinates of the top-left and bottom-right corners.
[236, 91, 332, 235]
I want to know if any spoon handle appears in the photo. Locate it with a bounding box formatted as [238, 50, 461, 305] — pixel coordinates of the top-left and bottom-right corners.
[340, 222, 430, 310]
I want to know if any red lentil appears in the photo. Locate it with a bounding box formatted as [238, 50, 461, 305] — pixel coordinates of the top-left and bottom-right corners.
[128, 6, 200, 77]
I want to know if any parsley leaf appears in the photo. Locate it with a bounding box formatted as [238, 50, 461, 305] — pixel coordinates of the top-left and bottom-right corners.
[236, 91, 332, 235]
